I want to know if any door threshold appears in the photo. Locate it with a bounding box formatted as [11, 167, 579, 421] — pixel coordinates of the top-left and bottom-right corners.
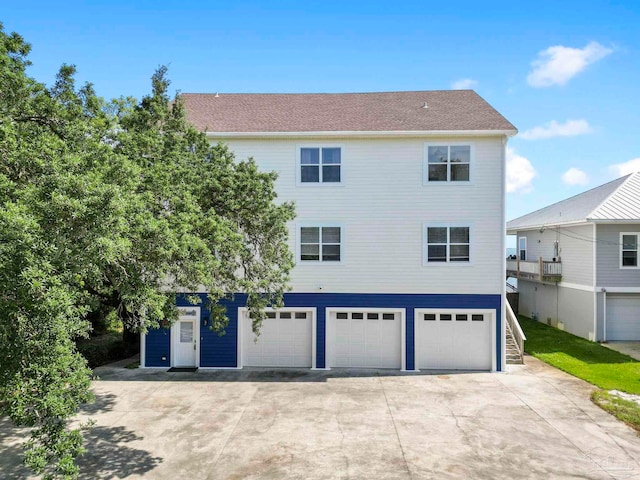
[167, 367, 198, 372]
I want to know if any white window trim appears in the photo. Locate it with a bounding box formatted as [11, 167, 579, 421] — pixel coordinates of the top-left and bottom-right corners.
[296, 144, 345, 186]
[422, 223, 473, 266]
[414, 308, 496, 372]
[620, 232, 640, 269]
[325, 307, 406, 371]
[237, 307, 317, 370]
[518, 236, 527, 261]
[296, 223, 344, 265]
[423, 142, 474, 185]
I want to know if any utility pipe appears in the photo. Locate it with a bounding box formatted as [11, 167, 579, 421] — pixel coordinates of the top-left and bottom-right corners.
[602, 289, 607, 342]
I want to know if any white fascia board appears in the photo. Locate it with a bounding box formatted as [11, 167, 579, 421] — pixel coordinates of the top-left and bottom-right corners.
[506, 220, 590, 234]
[588, 219, 640, 224]
[595, 286, 640, 293]
[205, 129, 517, 139]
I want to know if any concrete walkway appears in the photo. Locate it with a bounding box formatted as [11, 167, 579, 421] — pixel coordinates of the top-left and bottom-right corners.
[2, 357, 640, 479]
[602, 341, 640, 361]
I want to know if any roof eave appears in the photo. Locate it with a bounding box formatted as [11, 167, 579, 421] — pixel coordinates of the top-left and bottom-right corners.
[589, 218, 640, 224]
[506, 219, 590, 234]
[204, 129, 518, 139]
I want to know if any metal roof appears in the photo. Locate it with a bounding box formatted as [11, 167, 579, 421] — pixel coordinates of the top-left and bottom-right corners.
[179, 90, 517, 134]
[507, 172, 640, 231]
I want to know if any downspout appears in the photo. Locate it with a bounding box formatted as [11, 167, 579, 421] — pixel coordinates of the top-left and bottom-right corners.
[602, 288, 607, 342]
[499, 134, 507, 372]
[592, 222, 597, 341]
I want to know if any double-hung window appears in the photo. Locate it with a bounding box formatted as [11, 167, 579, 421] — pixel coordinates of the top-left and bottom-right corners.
[424, 225, 470, 264]
[299, 226, 342, 262]
[620, 233, 640, 268]
[299, 147, 341, 184]
[424, 144, 471, 183]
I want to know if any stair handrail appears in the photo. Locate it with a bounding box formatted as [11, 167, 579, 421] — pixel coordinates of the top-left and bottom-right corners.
[506, 300, 526, 358]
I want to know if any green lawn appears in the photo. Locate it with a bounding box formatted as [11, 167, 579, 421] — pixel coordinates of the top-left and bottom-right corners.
[520, 316, 640, 395]
[520, 316, 640, 432]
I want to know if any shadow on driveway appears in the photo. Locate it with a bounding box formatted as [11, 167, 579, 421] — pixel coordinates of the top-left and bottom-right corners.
[75, 425, 163, 478]
[1, 388, 163, 479]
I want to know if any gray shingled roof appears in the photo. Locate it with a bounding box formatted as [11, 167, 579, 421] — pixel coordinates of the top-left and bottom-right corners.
[507, 172, 640, 231]
[179, 90, 516, 133]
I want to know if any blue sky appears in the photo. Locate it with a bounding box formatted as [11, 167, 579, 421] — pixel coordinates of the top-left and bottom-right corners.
[4, 1, 640, 247]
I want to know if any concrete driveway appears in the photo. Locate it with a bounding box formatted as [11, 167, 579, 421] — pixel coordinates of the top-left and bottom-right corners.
[2, 357, 640, 480]
[602, 341, 640, 361]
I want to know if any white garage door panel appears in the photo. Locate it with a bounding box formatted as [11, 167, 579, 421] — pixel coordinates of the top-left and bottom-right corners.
[418, 311, 492, 370]
[331, 312, 401, 368]
[607, 296, 640, 341]
[243, 312, 312, 367]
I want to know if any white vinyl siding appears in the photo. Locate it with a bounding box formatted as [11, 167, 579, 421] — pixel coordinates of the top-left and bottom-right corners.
[224, 136, 505, 294]
[596, 224, 640, 287]
[516, 225, 594, 286]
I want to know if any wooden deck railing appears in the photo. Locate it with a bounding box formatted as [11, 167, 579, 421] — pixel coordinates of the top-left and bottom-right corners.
[506, 257, 562, 282]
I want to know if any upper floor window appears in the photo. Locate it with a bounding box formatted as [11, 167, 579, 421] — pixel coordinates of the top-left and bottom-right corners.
[424, 144, 471, 183]
[519, 237, 527, 261]
[299, 147, 341, 184]
[620, 233, 639, 268]
[299, 226, 342, 262]
[424, 225, 470, 264]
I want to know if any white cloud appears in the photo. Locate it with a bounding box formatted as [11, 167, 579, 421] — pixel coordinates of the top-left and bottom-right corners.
[519, 119, 593, 140]
[451, 78, 478, 90]
[506, 147, 537, 193]
[527, 41, 613, 87]
[562, 168, 589, 186]
[609, 158, 640, 177]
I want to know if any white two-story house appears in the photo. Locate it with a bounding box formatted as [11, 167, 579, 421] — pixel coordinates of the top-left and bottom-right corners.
[142, 90, 517, 372]
[507, 172, 640, 342]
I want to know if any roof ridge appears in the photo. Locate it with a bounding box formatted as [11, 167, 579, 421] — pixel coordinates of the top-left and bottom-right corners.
[586, 172, 636, 219]
[179, 90, 476, 96]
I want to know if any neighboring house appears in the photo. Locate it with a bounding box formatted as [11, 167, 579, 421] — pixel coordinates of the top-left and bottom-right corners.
[507, 172, 640, 341]
[142, 91, 517, 371]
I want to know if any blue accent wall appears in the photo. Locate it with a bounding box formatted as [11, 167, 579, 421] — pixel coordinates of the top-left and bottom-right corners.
[145, 326, 171, 367]
[177, 294, 241, 368]
[144, 293, 503, 371]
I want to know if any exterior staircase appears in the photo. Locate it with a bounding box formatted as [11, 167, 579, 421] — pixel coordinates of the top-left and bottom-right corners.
[506, 320, 524, 364]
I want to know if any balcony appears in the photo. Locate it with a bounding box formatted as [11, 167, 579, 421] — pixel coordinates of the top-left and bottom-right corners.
[506, 257, 562, 283]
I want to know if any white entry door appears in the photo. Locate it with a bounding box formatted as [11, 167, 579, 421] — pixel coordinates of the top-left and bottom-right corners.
[416, 310, 492, 370]
[243, 310, 313, 367]
[328, 310, 402, 369]
[173, 307, 200, 367]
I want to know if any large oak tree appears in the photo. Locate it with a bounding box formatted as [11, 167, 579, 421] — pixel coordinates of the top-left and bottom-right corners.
[0, 25, 294, 478]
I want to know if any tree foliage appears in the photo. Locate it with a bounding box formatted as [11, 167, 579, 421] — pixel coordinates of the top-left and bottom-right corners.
[0, 23, 294, 478]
